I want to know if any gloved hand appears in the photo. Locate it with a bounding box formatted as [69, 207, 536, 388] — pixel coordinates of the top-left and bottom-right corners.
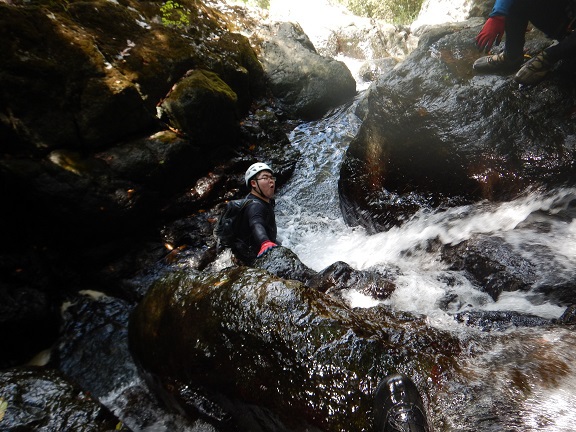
[257, 240, 277, 257]
[475, 16, 506, 52]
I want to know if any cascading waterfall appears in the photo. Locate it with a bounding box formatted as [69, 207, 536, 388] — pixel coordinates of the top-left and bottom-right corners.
[275, 97, 576, 431]
[277, 99, 573, 320]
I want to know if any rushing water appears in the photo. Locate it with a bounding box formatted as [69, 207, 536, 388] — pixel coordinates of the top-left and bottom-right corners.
[276, 98, 573, 320]
[274, 96, 576, 431]
[102, 95, 576, 432]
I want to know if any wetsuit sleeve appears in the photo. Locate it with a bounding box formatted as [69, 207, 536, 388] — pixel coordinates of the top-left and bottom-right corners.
[489, 0, 513, 16]
[245, 201, 271, 245]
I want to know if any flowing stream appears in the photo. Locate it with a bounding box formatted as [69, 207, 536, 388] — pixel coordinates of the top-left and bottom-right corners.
[274, 96, 576, 431]
[276, 100, 573, 320]
[103, 95, 576, 432]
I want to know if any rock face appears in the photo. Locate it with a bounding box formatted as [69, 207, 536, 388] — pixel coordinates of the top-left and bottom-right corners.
[339, 23, 576, 233]
[0, 0, 267, 248]
[129, 266, 459, 431]
[159, 69, 241, 149]
[2, 0, 353, 367]
[257, 21, 357, 119]
[0, 367, 129, 431]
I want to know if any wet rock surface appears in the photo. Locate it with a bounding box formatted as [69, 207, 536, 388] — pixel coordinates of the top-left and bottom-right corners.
[128, 266, 460, 431]
[0, 367, 130, 431]
[2, 0, 576, 430]
[339, 22, 576, 232]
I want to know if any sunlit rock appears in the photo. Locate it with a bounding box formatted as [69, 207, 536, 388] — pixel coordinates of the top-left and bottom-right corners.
[339, 22, 576, 232]
[257, 21, 357, 120]
[159, 69, 241, 148]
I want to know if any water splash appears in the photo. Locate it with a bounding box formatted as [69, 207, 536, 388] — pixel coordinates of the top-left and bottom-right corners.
[276, 102, 575, 321]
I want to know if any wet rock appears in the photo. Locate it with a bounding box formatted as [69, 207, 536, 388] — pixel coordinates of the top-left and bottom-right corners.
[129, 267, 459, 431]
[158, 70, 241, 150]
[339, 21, 576, 232]
[308, 260, 396, 299]
[441, 236, 536, 300]
[0, 367, 130, 431]
[254, 245, 317, 283]
[51, 294, 138, 399]
[159, 211, 219, 272]
[557, 305, 576, 324]
[534, 280, 576, 307]
[257, 21, 357, 120]
[254, 247, 396, 300]
[454, 310, 552, 331]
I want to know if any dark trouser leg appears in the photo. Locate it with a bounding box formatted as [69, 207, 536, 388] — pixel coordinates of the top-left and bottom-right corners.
[546, 30, 576, 62]
[504, 2, 530, 59]
[506, 0, 574, 60]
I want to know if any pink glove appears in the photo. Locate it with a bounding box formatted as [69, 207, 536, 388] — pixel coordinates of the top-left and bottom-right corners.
[257, 240, 277, 257]
[475, 16, 506, 52]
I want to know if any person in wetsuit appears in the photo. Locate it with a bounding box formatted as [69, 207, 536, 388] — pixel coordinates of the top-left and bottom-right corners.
[231, 162, 279, 265]
[473, 0, 576, 85]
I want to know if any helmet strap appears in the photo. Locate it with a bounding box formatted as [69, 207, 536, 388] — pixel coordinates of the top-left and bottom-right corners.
[251, 178, 268, 201]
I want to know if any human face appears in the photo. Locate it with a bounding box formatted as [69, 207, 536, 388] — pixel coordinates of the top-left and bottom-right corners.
[252, 171, 275, 200]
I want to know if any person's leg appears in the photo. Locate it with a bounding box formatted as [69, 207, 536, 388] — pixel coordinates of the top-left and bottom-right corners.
[515, 0, 575, 84]
[545, 30, 576, 62]
[473, 1, 529, 73]
[502, 0, 533, 59]
[529, 0, 574, 44]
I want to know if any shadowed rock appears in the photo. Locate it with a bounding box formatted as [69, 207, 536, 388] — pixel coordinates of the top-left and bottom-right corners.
[129, 266, 459, 431]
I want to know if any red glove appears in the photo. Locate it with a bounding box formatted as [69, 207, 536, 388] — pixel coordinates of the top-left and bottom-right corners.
[257, 240, 277, 257]
[475, 16, 506, 52]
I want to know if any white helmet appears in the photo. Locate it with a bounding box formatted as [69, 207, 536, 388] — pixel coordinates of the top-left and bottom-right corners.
[244, 162, 273, 186]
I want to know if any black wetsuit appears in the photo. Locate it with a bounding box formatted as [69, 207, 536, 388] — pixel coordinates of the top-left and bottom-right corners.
[231, 194, 278, 265]
[505, 0, 576, 62]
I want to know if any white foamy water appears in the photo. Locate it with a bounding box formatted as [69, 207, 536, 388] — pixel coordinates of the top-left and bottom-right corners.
[276, 103, 575, 322]
[274, 105, 576, 431]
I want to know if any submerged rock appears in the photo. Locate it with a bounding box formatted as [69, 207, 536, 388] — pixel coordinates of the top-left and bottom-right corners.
[442, 236, 536, 301]
[308, 260, 396, 299]
[453, 310, 553, 331]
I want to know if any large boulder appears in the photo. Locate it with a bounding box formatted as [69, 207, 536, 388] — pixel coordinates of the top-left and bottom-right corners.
[158, 69, 241, 150]
[129, 266, 460, 431]
[339, 23, 576, 232]
[257, 21, 357, 120]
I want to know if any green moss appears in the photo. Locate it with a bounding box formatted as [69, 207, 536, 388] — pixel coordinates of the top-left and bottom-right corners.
[336, 0, 424, 25]
[176, 69, 238, 104]
[160, 0, 191, 29]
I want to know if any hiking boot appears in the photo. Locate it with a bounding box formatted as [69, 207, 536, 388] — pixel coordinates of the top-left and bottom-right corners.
[373, 373, 430, 432]
[514, 51, 553, 85]
[473, 52, 522, 73]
